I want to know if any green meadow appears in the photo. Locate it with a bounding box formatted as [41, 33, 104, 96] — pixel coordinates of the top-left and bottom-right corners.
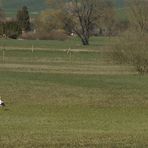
[0, 37, 112, 50]
[0, 37, 148, 147]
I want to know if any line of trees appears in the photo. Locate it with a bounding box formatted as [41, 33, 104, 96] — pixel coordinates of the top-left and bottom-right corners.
[0, 0, 129, 43]
[1, 0, 147, 42]
[36, 0, 119, 45]
[0, 6, 31, 38]
[34, 0, 132, 45]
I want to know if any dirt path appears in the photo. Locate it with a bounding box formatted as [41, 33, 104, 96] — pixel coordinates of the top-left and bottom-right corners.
[0, 46, 111, 53]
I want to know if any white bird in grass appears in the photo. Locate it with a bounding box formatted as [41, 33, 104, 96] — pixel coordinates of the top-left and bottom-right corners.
[0, 96, 5, 107]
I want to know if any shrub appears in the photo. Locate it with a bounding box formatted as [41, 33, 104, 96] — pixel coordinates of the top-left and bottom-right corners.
[0, 21, 22, 39]
[113, 31, 148, 74]
[46, 30, 68, 41]
[21, 30, 68, 41]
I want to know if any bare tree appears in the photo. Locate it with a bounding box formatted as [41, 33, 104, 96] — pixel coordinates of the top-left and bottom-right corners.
[127, 0, 148, 32]
[71, 0, 97, 45]
[65, 0, 116, 45]
[46, 0, 115, 45]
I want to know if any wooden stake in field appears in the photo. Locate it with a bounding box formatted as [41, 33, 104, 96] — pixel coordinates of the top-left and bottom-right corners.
[32, 44, 34, 53]
[69, 49, 72, 61]
[66, 48, 70, 55]
[67, 48, 72, 61]
[2, 46, 5, 63]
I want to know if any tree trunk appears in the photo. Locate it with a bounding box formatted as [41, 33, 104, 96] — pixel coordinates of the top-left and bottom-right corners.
[81, 36, 89, 45]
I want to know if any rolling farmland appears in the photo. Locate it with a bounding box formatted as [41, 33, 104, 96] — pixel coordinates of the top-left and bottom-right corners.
[0, 37, 148, 147]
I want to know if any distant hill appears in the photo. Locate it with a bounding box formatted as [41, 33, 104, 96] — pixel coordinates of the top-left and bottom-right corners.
[116, 0, 124, 7]
[1, 0, 47, 17]
[1, 0, 124, 17]
[1, 0, 47, 11]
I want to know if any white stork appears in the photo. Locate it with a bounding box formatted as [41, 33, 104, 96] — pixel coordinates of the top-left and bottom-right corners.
[0, 96, 5, 107]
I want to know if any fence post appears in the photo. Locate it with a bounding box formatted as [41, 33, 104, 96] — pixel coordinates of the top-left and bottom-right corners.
[2, 46, 5, 63]
[32, 44, 34, 53]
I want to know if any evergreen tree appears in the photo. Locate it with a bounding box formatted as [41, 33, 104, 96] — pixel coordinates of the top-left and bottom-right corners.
[17, 6, 31, 32]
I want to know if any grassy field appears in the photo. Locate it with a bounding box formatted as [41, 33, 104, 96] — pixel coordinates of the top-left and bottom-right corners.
[0, 37, 112, 50]
[0, 38, 148, 147]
